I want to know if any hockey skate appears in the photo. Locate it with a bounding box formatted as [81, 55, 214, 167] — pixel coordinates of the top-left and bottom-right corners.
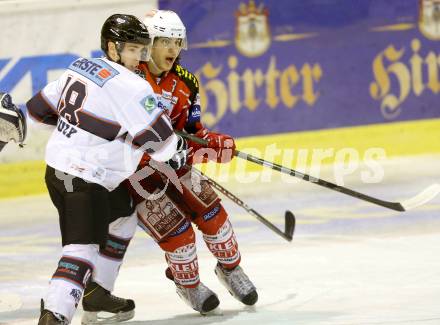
[165, 267, 220, 314]
[38, 310, 68, 325]
[175, 282, 220, 314]
[215, 263, 258, 305]
[81, 282, 135, 324]
[38, 300, 68, 325]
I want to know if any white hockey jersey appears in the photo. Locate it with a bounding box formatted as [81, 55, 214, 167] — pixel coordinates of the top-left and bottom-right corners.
[26, 57, 177, 190]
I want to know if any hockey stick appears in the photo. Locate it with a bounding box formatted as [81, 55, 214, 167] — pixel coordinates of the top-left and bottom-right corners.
[190, 167, 295, 242]
[177, 131, 440, 212]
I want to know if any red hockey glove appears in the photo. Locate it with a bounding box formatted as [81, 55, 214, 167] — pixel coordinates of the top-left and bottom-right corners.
[189, 128, 236, 164]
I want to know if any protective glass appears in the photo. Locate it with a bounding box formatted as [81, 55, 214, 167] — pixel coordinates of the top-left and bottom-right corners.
[117, 41, 151, 62]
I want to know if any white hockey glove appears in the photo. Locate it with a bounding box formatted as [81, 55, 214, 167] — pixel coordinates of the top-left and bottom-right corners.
[166, 134, 188, 170]
[0, 92, 27, 150]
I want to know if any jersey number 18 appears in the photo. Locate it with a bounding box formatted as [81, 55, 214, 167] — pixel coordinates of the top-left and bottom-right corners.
[58, 76, 87, 125]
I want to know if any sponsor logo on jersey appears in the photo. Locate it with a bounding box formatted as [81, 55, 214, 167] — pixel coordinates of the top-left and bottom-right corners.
[159, 90, 177, 113]
[188, 105, 201, 125]
[191, 106, 201, 118]
[162, 90, 173, 100]
[59, 261, 80, 271]
[107, 239, 126, 250]
[160, 91, 174, 111]
[140, 94, 167, 114]
[69, 58, 119, 87]
[92, 167, 106, 181]
[174, 65, 199, 88]
[203, 205, 220, 221]
[70, 288, 82, 304]
[140, 95, 157, 113]
[170, 220, 191, 237]
[157, 99, 166, 110]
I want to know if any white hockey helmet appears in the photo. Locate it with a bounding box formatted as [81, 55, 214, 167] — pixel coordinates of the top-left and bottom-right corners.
[143, 10, 187, 50]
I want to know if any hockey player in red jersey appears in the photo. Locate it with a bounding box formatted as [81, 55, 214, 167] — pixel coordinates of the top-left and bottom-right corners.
[85, 10, 258, 320]
[133, 10, 258, 313]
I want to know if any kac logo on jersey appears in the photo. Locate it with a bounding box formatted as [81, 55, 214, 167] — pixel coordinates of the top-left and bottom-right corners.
[191, 106, 201, 118]
[69, 58, 119, 87]
[188, 105, 201, 126]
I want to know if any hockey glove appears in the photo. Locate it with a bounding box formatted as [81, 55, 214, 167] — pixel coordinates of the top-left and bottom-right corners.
[189, 128, 236, 164]
[166, 134, 188, 170]
[0, 92, 27, 150]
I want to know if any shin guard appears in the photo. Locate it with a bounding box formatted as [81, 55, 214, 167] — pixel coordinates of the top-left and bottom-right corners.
[202, 219, 241, 269]
[45, 244, 96, 322]
[93, 215, 137, 292]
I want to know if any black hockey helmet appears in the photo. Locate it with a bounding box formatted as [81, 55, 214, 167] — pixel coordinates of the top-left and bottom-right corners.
[101, 14, 151, 53]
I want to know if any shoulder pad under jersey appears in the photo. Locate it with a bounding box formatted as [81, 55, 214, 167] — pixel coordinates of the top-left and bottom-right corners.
[172, 64, 199, 94]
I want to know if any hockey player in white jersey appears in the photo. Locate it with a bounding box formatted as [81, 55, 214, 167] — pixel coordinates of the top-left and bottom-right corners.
[16, 14, 188, 325]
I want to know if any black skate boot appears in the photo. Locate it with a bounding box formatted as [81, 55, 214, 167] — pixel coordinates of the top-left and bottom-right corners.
[215, 263, 258, 305]
[38, 299, 68, 325]
[81, 282, 135, 324]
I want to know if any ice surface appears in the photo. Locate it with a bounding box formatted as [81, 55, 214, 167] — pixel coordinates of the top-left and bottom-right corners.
[1, 155, 440, 324]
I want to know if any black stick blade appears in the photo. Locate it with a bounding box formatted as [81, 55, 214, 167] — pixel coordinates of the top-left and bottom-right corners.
[284, 210, 296, 241]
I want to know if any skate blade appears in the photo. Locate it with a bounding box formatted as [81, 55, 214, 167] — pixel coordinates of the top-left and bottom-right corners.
[81, 310, 134, 324]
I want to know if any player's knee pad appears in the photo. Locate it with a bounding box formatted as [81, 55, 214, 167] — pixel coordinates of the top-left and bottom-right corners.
[202, 219, 241, 268]
[165, 242, 199, 288]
